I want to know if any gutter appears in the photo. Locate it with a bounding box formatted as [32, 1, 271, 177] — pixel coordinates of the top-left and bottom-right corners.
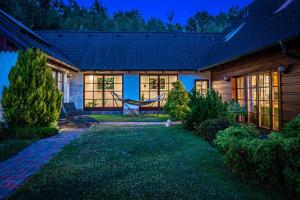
[46, 55, 80, 72]
[279, 41, 300, 60]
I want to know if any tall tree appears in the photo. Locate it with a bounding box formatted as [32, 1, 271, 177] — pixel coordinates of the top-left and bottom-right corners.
[146, 18, 166, 32]
[87, 0, 108, 31]
[112, 9, 145, 32]
[186, 17, 197, 32]
[1, 49, 62, 128]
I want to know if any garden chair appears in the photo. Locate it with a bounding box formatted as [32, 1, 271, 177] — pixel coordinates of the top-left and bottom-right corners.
[61, 102, 97, 128]
[63, 102, 85, 118]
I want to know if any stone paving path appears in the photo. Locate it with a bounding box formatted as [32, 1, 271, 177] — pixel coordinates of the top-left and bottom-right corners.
[0, 129, 83, 199]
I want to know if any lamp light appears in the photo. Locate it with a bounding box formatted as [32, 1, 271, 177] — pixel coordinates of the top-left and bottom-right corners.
[223, 76, 230, 81]
[278, 64, 289, 73]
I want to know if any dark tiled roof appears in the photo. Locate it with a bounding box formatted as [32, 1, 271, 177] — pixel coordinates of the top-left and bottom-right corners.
[0, 9, 78, 70]
[37, 31, 222, 71]
[2, 0, 300, 72]
[199, 0, 300, 70]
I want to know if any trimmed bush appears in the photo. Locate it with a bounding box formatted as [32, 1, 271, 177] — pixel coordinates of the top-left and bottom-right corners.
[9, 126, 59, 140]
[1, 49, 62, 133]
[282, 115, 300, 138]
[214, 118, 300, 197]
[164, 81, 189, 121]
[184, 89, 227, 130]
[214, 124, 259, 152]
[195, 118, 230, 142]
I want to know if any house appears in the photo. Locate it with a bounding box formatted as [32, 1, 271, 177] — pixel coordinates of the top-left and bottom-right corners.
[0, 0, 300, 131]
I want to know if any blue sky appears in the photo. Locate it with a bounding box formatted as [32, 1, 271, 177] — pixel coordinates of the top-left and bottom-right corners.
[71, 0, 253, 24]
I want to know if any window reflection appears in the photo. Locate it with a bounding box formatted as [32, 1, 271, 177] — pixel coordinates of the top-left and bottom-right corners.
[140, 75, 177, 108]
[84, 75, 123, 109]
[195, 80, 208, 95]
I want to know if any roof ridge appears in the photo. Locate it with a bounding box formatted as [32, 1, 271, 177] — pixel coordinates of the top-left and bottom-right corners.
[36, 30, 223, 35]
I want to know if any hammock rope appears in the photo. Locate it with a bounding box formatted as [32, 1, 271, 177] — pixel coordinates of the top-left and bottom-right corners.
[111, 92, 166, 116]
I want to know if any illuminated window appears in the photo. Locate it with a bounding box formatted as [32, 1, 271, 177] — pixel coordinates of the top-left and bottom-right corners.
[195, 80, 208, 95]
[247, 75, 257, 124]
[258, 74, 271, 129]
[272, 72, 280, 131]
[84, 75, 123, 109]
[140, 75, 177, 108]
[52, 70, 64, 92]
[233, 72, 280, 130]
[232, 76, 246, 122]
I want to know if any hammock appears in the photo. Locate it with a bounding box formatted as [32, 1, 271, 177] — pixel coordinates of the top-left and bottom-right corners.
[111, 92, 166, 116]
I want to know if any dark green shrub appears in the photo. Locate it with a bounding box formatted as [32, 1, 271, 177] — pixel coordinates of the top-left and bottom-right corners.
[283, 137, 300, 197]
[1, 49, 62, 134]
[10, 126, 58, 139]
[195, 118, 230, 142]
[164, 81, 189, 121]
[0, 123, 4, 141]
[215, 119, 300, 197]
[184, 89, 227, 130]
[282, 115, 300, 138]
[214, 124, 259, 152]
[253, 133, 286, 185]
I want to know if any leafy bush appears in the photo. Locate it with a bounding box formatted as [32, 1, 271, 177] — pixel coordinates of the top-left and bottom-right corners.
[214, 124, 259, 152]
[164, 81, 189, 120]
[215, 118, 300, 197]
[282, 135, 300, 196]
[195, 118, 230, 142]
[9, 126, 58, 140]
[282, 115, 300, 138]
[227, 100, 247, 124]
[184, 89, 227, 130]
[1, 49, 62, 132]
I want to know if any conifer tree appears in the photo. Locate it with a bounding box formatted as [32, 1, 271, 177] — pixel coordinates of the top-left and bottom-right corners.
[1, 49, 62, 128]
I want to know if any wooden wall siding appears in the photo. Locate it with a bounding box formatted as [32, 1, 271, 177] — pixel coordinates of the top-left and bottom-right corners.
[0, 35, 17, 51]
[211, 42, 300, 126]
[212, 80, 231, 102]
[281, 63, 300, 123]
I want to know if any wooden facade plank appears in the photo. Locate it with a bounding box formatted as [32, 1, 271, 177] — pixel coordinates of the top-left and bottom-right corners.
[211, 42, 300, 128]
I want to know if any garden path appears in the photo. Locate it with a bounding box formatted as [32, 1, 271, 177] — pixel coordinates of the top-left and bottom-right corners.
[0, 129, 83, 199]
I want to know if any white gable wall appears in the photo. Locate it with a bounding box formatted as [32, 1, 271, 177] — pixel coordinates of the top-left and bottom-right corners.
[0, 52, 18, 121]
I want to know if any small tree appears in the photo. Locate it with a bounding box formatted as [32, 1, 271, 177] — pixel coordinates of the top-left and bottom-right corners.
[164, 81, 189, 120]
[1, 49, 62, 128]
[184, 89, 228, 130]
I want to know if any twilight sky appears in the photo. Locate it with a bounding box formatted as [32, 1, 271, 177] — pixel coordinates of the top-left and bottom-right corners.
[72, 0, 253, 24]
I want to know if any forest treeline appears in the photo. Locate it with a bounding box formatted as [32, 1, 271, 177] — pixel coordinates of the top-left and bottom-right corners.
[0, 0, 245, 32]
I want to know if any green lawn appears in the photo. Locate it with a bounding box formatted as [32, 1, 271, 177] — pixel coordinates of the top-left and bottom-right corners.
[11, 125, 283, 200]
[0, 139, 36, 161]
[90, 114, 170, 122]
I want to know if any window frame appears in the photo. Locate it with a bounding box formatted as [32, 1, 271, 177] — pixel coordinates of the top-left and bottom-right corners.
[52, 69, 64, 93]
[139, 74, 178, 110]
[83, 74, 124, 111]
[231, 70, 281, 131]
[194, 79, 209, 95]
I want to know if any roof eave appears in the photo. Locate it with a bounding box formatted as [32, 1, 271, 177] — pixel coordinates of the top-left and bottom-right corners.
[46, 55, 79, 72]
[199, 34, 300, 72]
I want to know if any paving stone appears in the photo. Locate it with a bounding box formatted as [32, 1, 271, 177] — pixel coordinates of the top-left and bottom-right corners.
[0, 129, 83, 199]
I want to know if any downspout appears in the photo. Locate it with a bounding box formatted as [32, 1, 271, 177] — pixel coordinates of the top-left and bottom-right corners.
[279, 41, 300, 60]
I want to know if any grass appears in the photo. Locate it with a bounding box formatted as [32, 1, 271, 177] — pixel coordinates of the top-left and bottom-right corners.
[90, 114, 170, 122]
[0, 139, 36, 161]
[11, 125, 283, 200]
